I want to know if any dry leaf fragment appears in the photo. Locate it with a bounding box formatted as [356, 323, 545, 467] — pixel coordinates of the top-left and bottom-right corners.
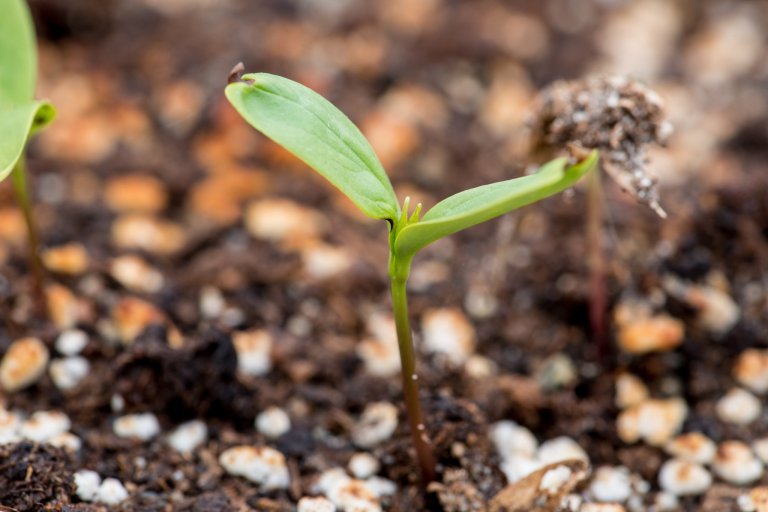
[489, 459, 589, 512]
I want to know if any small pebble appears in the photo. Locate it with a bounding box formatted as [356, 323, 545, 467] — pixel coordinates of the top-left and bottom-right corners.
[357, 314, 400, 377]
[97, 477, 129, 505]
[49, 356, 90, 391]
[739, 493, 756, 512]
[48, 431, 82, 451]
[55, 329, 88, 356]
[41, 243, 90, 275]
[734, 349, 768, 394]
[490, 420, 538, 459]
[245, 198, 324, 244]
[716, 388, 762, 425]
[110, 255, 164, 293]
[256, 406, 291, 439]
[365, 476, 397, 496]
[352, 402, 399, 448]
[74, 470, 101, 502]
[615, 373, 649, 409]
[219, 445, 291, 490]
[658, 458, 712, 496]
[663, 277, 740, 335]
[327, 479, 382, 512]
[712, 441, 764, 485]
[301, 243, 352, 279]
[166, 420, 207, 454]
[0, 337, 50, 392]
[654, 491, 679, 511]
[749, 487, 768, 512]
[664, 432, 716, 464]
[617, 398, 687, 446]
[535, 353, 577, 390]
[112, 214, 185, 255]
[589, 466, 632, 502]
[500, 454, 543, 484]
[349, 453, 380, 479]
[357, 337, 400, 377]
[298, 497, 335, 512]
[112, 297, 165, 345]
[689, 284, 741, 335]
[111, 394, 125, 413]
[199, 286, 226, 319]
[464, 354, 497, 379]
[753, 438, 768, 465]
[580, 504, 626, 512]
[104, 174, 168, 213]
[232, 329, 272, 376]
[617, 315, 684, 354]
[315, 468, 351, 495]
[421, 308, 476, 365]
[0, 408, 21, 444]
[46, 284, 80, 330]
[538, 436, 589, 464]
[20, 410, 71, 442]
[113, 412, 161, 441]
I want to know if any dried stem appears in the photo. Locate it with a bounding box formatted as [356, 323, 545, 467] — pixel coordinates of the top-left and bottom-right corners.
[587, 169, 608, 360]
[11, 156, 48, 319]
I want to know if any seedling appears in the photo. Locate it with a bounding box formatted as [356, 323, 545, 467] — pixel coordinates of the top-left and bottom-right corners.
[225, 67, 597, 484]
[532, 76, 669, 360]
[0, 0, 56, 314]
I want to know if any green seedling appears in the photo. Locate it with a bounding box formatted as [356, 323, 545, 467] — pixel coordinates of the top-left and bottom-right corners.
[225, 67, 597, 484]
[0, 0, 56, 314]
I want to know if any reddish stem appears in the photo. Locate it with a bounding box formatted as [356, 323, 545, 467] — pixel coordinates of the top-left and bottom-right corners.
[587, 170, 608, 361]
[11, 158, 48, 319]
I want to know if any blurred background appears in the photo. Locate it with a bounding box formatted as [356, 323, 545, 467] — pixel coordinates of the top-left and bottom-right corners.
[4, 0, 767, 347]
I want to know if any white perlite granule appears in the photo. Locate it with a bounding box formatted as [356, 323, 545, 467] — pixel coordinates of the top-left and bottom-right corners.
[256, 406, 291, 439]
[219, 445, 290, 490]
[166, 420, 207, 454]
[113, 413, 161, 441]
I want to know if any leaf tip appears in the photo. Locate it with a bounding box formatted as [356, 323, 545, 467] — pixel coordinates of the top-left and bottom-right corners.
[227, 62, 253, 85]
[409, 203, 423, 223]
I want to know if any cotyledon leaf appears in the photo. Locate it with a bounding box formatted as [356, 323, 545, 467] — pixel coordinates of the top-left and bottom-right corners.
[0, 101, 56, 180]
[0, 0, 56, 181]
[0, 0, 38, 104]
[394, 151, 598, 258]
[225, 73, 399, 221]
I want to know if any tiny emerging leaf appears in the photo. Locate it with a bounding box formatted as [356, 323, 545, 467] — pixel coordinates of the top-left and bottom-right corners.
[394, 151, 598, 258]
[225, 72, 399, 221]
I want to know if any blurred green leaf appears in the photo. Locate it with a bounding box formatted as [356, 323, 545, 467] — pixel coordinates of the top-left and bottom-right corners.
[394, 151, 598, 257]
[0, 0, 37, 104]
[225, 73, 399, 221]
[0, 101, 55, 180]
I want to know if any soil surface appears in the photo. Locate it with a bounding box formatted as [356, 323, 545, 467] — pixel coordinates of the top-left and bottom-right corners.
[1, 0, 767, 511]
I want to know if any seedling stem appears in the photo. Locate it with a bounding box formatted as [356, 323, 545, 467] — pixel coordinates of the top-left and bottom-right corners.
[389, 262, 436, 484]
[11, 157, 47, 318]
[587, 169, 608, 360]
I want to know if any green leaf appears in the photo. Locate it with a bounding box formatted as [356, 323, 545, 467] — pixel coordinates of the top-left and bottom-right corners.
[0, 0, 55, 181]
[0, 0, 37, 104]
[394, 151, 598, 258]
[0, 101, 55, 180]
[225, 73, 399, 221]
